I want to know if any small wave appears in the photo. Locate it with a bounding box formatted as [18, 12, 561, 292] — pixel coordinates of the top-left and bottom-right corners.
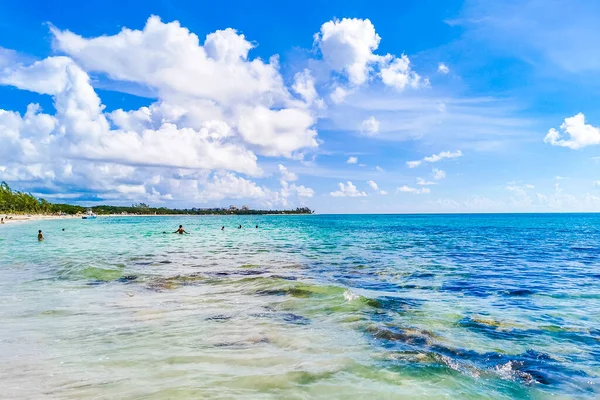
[344, 289, 360, 301]
[494, 361, 537, 384]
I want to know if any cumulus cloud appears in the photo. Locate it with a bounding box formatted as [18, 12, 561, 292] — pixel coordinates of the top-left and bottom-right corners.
[367, 180, 378, 190]
[432, 168, 446, 180]
[292, 68, 320, 105]
[360, 116, 380, 135]
[544, 113, 600, 149]
[438, 63, 449, 74]
[407, 150, 462, 168]
[379, 54, 423, 90]
[315, 18, 381, 86]
[199, 172, 266, 201]
[347, 156, 358, 164]
[314, 18, 423, 94]
[0, 16, 323, 205]
[397, 185, 431, 194]
[330, 181, 367, 197]
[375, 165, 384, 172]
[329, 86, 352, 104]
[278, 164, 298, 182]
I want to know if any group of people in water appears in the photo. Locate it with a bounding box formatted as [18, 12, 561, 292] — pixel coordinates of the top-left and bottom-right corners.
[36, 224, 260, 240]
[37, 227, 65, 241]
[171, 224, 258, 234]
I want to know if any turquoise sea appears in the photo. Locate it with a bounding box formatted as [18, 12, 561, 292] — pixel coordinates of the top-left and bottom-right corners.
[1, 214, 599, 399]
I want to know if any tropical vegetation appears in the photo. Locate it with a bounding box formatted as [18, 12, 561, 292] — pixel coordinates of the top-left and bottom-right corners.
[0, 182, 314, 215]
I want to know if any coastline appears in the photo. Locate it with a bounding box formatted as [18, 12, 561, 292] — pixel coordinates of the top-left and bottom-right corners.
[0, 213, 315, 225]
[0, 214, 81, 225]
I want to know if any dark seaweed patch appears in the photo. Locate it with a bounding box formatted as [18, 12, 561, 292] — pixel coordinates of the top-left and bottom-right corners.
[365, 322, 590, 387]
[117, 275, 138, 283]
[503, 289, 536, 296]
[458, 317, 533, 341]
[269, 275, 297, 281]
[281, 313, 311, 325]
[236, 269, 267, 276]
[255, 287, 313, 298]
[205, 315, 231, 322]
[367, 296, 424, 311]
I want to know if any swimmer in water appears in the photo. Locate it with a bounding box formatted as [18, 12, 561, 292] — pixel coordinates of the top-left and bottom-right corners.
[173, 225, 190, 234]
[62, 228, 65, 231]
[221, 226, 225, 231]
[238, 225, 242, 229]
[255, 225, 258, 228]
[38, 230, 44, 241]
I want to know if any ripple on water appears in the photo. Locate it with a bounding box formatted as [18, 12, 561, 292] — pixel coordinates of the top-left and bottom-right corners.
[1, 214, 600, 399]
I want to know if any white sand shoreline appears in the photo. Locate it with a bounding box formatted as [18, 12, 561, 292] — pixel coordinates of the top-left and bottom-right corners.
[0, 214, 81, 225]
[0, 213, 313, 225]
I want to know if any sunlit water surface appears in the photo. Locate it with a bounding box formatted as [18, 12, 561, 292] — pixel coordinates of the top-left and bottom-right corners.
[1, 214, 599, 399]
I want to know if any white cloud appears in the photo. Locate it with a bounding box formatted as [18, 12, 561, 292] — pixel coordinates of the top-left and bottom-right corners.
[315, 18, 381, 86]
[291, 184, 315, 198]
[375, 165, 384, 172]
[397, 185, 431, 194]
[360, 116, 380, 135]
[236, 106, 318, 157]
[407, 150, 462, 168]
[0, 16, 327, 205]
[544, 113, 600, 149]
[280, 180, 314, 203]
[314, 18, 422, 94]
[438, 63, 450, 74]
[292, 68, 319, 105]
[358, 163, 367, 167]
[278, 164, 297, 182]
[594, 181, 600, 187]
[330, 181, 367, 197]
[347, 156, 358, 164]
[379, 54, 422, 90]
[330, 86, 352, 104]
[48, 16, 318, 158]
[432, 168, 446, 180]
[406, 161, 422, 168]
[199, 172, 267, 201]
[417, 177, 436, 186]
[367, 180, 387, 195]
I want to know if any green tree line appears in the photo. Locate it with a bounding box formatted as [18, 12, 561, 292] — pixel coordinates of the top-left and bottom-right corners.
[0, 182, 86, 214]
[0, 182, 314, 215]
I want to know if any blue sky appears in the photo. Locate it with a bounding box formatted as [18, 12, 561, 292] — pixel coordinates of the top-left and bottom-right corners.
[1, 0, 600, 213]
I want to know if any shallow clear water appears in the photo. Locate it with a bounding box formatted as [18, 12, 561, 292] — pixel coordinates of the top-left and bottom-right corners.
[1, 214, 599, 399]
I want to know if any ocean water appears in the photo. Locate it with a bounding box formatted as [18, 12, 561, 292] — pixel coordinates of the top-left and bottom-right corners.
[1, 214, 599, 399]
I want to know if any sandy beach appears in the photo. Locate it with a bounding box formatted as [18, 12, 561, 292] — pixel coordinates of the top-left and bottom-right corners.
[0, 214, 82, 225]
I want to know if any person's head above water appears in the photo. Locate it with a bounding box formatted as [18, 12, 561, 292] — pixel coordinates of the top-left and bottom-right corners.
[179, 225, 183, 228]
[38, 230, 42, 233]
